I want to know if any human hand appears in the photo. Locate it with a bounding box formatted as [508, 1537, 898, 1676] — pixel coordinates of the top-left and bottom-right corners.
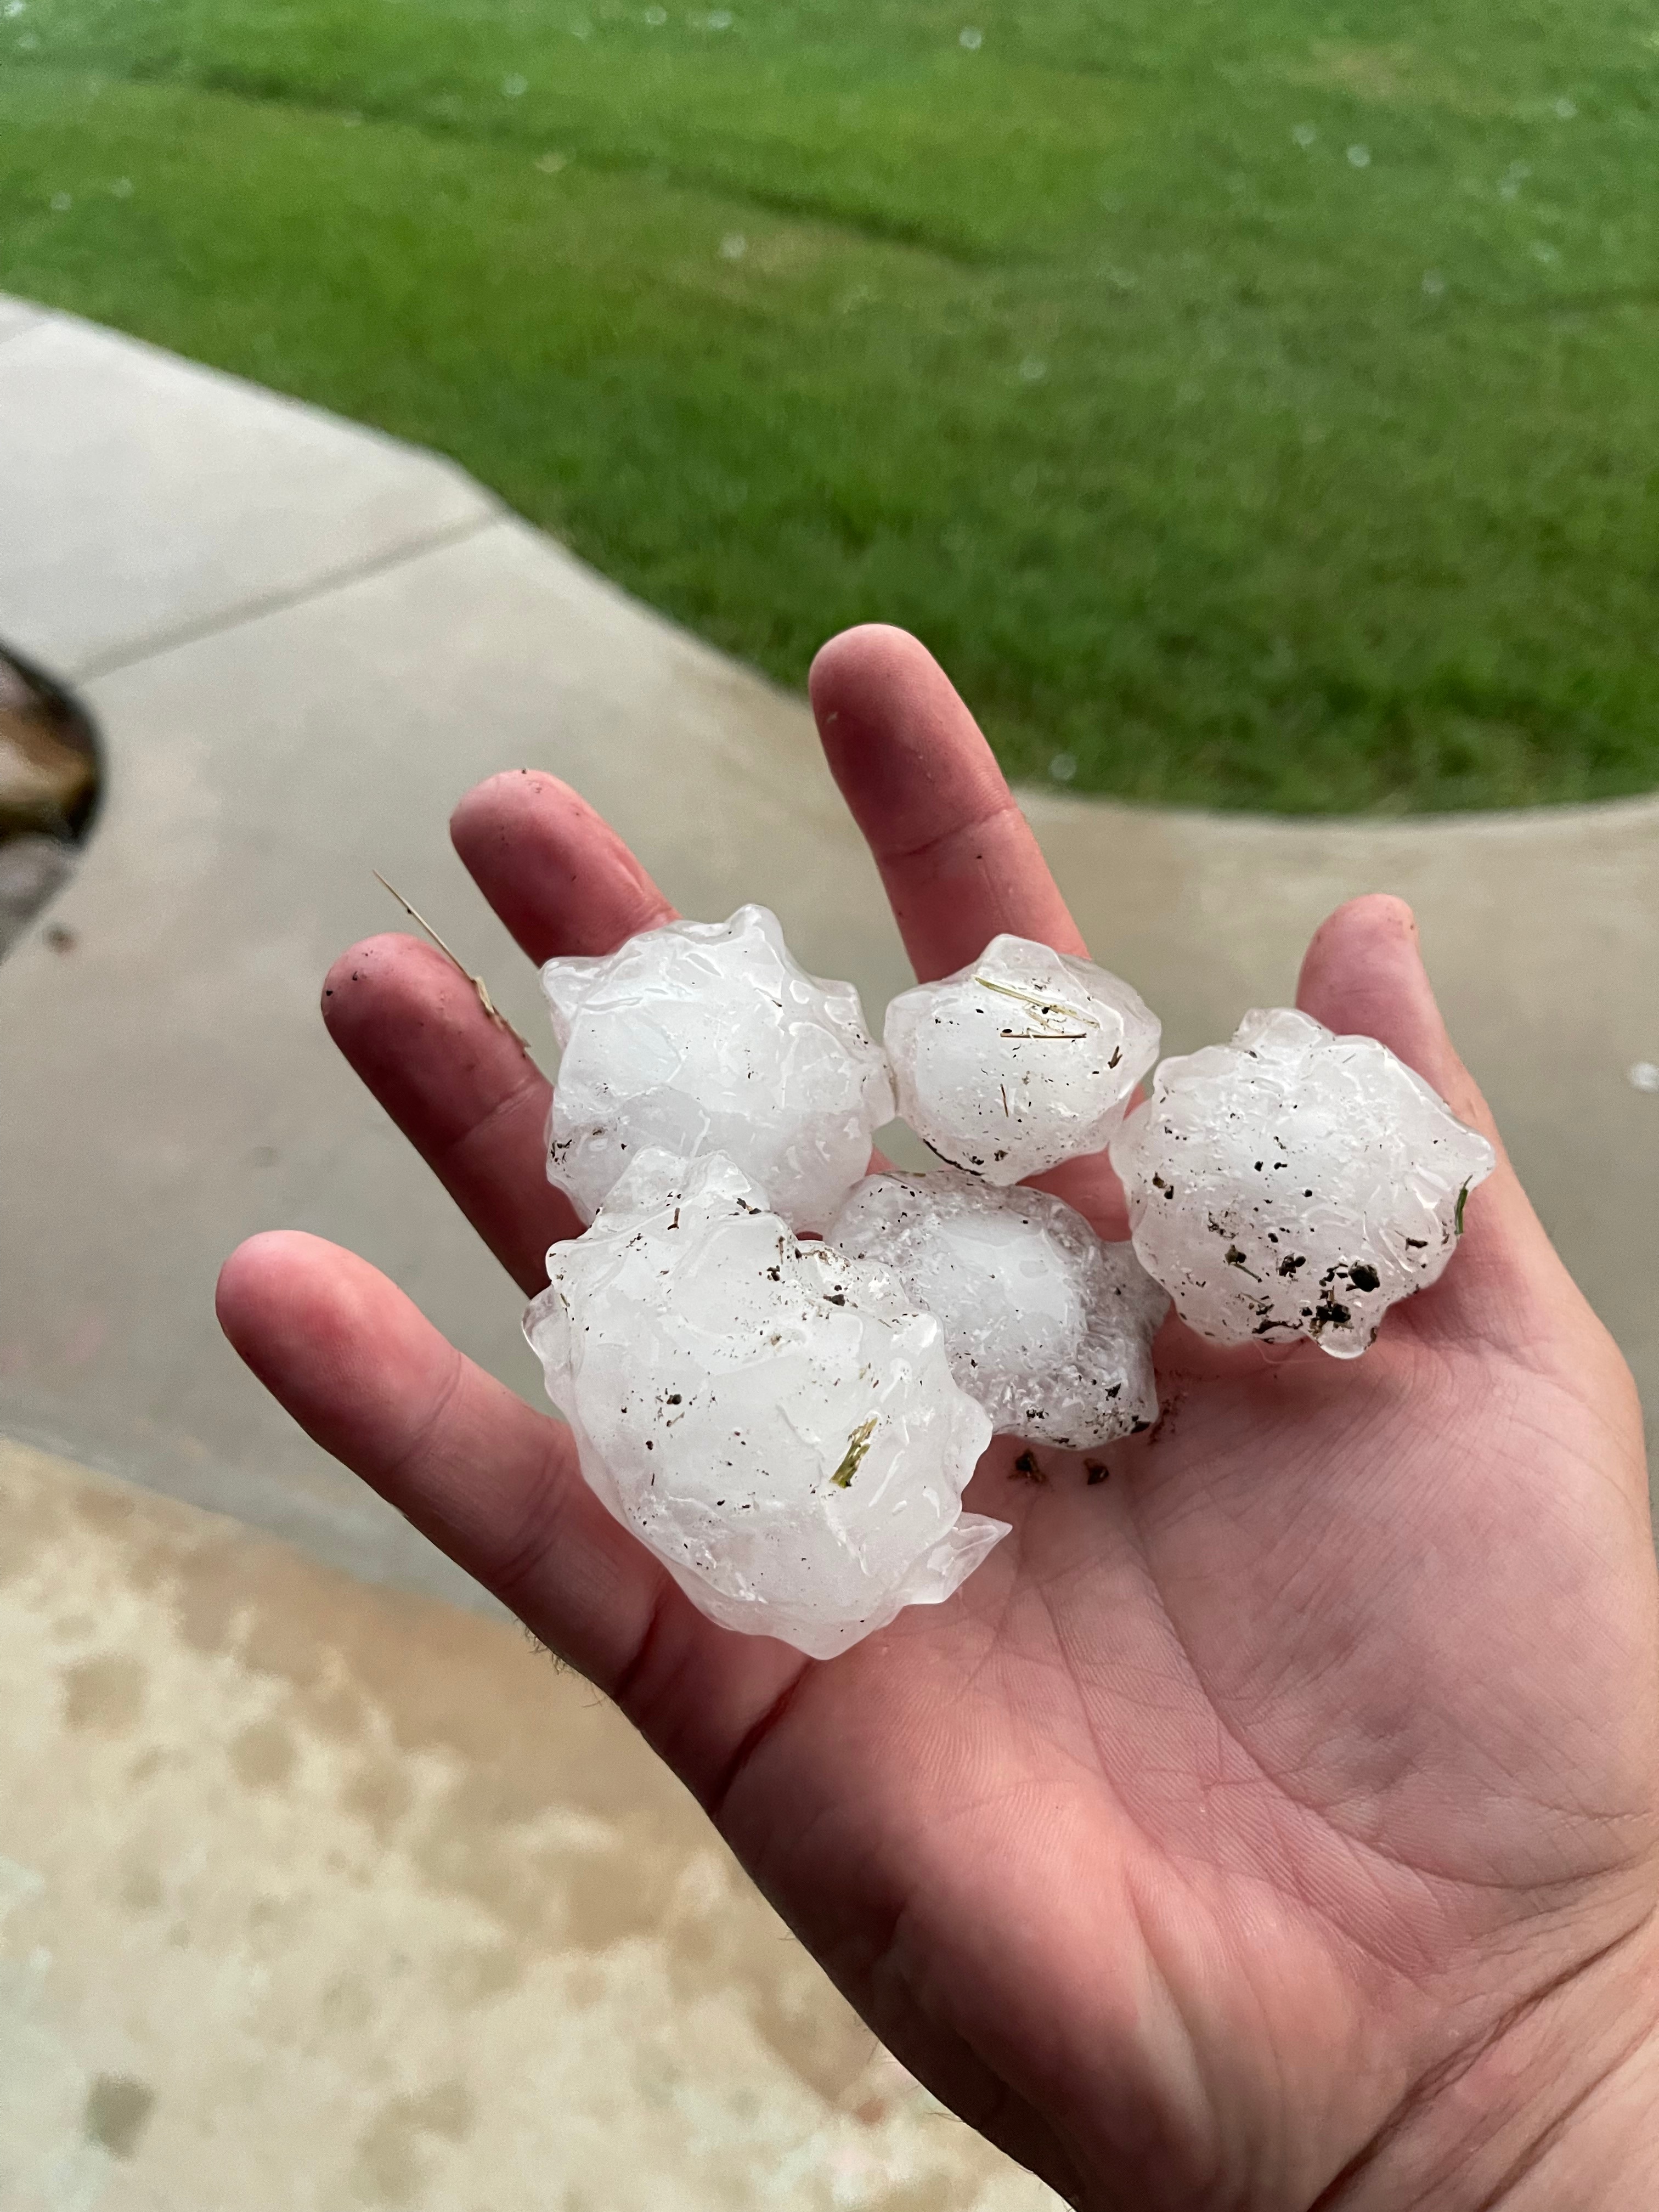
[218, 627, 1659, 2211]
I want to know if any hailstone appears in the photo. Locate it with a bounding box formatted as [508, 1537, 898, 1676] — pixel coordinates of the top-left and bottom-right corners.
[884, 934, 1160, 1184]
[827, 1166, 1169, 1451]
[523, 1148, 1005, 1659]
[541, 905, 895, 1234]
[1109, 1007, 1497, 1358]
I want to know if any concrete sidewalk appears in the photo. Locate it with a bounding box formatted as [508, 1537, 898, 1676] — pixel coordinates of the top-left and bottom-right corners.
[1, 294, 1655, 2211]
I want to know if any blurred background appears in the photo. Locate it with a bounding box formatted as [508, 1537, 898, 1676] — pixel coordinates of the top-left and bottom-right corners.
[5, 0, 1659, 814]
[1, 3, 1656, 2207]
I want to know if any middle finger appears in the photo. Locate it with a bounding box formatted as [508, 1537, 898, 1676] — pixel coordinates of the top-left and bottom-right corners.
[810, 625, 1132, 1234]
[809, 624, 1087, 981]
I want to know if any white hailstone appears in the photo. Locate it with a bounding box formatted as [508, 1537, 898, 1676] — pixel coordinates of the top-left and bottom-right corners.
[541, 905, 895, 1234]
[827, 1167, 1168, 1451]
[524, 1150, 1005, 1658]
[1109, 1008, 1497, 1359]
[883, 933, 1160, 1184]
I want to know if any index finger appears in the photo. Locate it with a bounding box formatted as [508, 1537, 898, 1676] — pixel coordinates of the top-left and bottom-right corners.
[809, 625, 1086, 982]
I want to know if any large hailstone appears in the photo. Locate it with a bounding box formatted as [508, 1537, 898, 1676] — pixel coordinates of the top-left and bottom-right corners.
[523, 1148, 1005, 1659]
[1109, 1008, 1497, 1358]
[540, 905, 895, 1234]
[884, 934, 1160, 1184]
[827, 1167, 1167, 1451]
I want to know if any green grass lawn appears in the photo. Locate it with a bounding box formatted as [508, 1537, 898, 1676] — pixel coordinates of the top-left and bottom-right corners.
[3, 0, 1657, 811]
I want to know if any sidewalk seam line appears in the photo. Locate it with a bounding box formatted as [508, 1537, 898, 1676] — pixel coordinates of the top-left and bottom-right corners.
[68, 507, 505, 685]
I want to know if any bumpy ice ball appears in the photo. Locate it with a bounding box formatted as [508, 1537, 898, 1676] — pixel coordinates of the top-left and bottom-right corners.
[1109, 1007, 1497, 1358]
[540, 904, 894, 1234]
[884, 934, 1160, 1183]
[524, 1149, 1004, 1658]
[827, 1167, 1167, 1451]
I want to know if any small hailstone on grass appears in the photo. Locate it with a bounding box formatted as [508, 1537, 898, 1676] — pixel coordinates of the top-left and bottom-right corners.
[541, 904, 894, 1234]
[884, 933, 1160, 1184]
[1109, 1008, 1497, 1358]
[524, 1150, 1003, 1657]
[828, 1166, 1168, 1449]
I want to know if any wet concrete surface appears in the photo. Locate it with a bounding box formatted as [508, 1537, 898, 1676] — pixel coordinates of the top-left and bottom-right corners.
[0, 1438, 1054, 2212]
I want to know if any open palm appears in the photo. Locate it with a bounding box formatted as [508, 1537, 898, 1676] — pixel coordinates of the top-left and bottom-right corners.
[219, 628, 1659, 2211]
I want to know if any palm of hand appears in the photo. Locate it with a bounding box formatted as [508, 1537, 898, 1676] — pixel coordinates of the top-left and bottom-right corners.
[220, 629, 1657, 2211]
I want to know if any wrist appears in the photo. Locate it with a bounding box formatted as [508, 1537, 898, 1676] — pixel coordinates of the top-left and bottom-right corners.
[1335, 1907, 1659, 2212]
